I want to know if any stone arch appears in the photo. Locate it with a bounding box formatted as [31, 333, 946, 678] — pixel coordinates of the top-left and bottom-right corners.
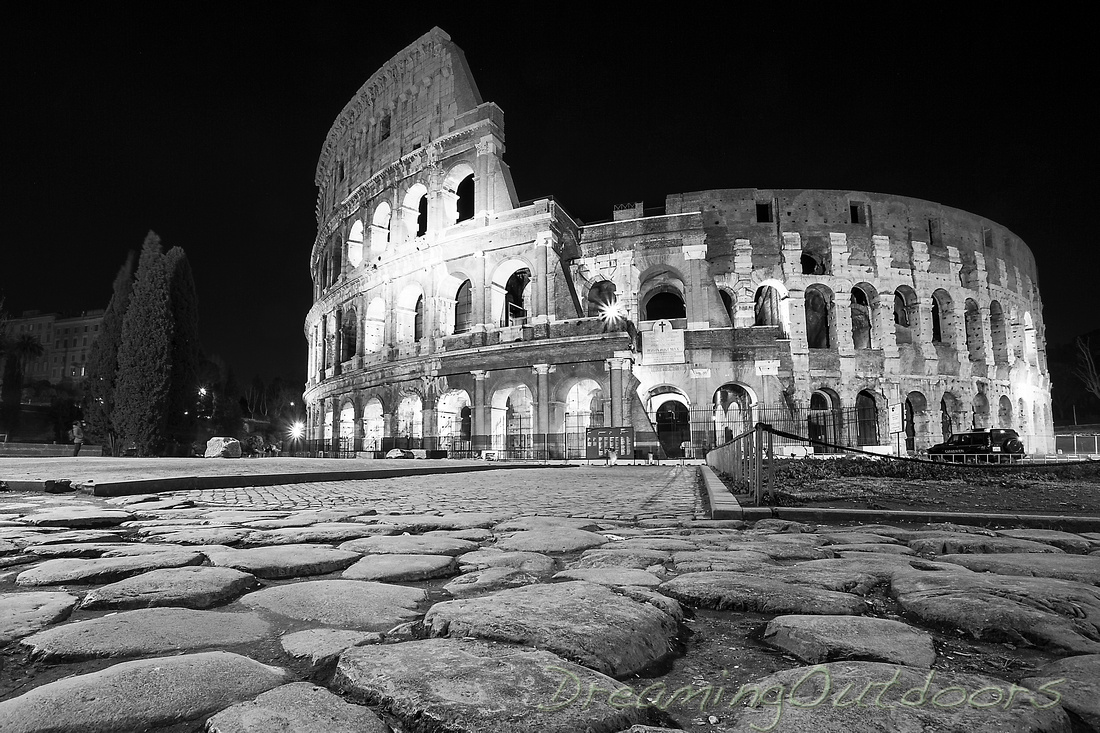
[753, 280, 790, 337]
[1023, 311, 1038, 366]
[362, 397, 384, 451]
[639, 267, 687, 321]
[713, 383, 756, 445]
[370, 201, 392, 259]
[437, 389, 472, 448]
[855, 390, 881, 446]
[454, 279, 474, 334]
[395, 393, 423, 447]
[972, 391, 991, 429]
[804, 283, 834, 349]
[443, 162, 476, 226]
[904, 390, 929, 452]
[346, 220, 365, 268]
[989, 300, 1009, 364]
[340, 305, 358, 362]
[338, 400, 356, 443]
[930, 288, 955, 344]
[940, 391, 961, 440]
[964, 299, 985, 362]
[323, 403, 334, 442]
[851, 283, 876, 349]
[893, 286, 919, 345]
[490, 258, 535, 327]
[647, 385, 691, 458]
[998, 395, 1013, 428]
[490, 383, 534, 454]
[395, 283, 425, 343]
[800, 239, 830, 275]
[808, 387, 843, 452]
[401, 182, 429, 240]
[363, 296, 386, 353]
[586, 279, 618, 318]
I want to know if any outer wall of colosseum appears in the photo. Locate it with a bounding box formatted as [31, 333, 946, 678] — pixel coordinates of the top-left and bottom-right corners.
[303, 28, 1052, 459]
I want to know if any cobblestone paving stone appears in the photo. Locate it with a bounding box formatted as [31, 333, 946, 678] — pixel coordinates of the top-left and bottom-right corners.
[2, 465, 1099, 733]
[175, 466, 706, 519]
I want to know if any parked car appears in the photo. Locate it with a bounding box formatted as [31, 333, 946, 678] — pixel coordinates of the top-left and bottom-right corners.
[927, 428, 1024, 462]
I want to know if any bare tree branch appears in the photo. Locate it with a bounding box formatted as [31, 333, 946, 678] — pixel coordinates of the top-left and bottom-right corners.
[1075, 337, 1100, 401]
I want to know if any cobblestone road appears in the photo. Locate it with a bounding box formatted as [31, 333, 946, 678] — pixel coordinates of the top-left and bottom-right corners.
[175, 466, 705, 519]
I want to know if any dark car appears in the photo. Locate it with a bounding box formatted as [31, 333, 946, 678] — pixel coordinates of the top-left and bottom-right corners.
[927, 428, 1024, 462]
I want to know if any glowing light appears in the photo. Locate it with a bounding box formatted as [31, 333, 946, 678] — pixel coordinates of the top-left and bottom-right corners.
[598, 299, 623, 323]
[289, 422, 304, 439]
[198, 387, 208, 397]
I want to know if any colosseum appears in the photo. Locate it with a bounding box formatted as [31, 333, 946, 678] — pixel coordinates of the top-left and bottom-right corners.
[303, 28, 1052, 460]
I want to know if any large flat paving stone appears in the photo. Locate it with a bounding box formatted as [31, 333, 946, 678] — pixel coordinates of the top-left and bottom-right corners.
[724, 660, 1069, 733]
[342, 553, 458, 581]
[206, 681, 389, 733]
[0, 651, 290, 733]
[892, 565, 1100, 654]
[605, 538, 702, 552]
[20, 607, 273, 661]
[338, 534, 479, 556]
[937, 552, 1100, 585]
[15, 550, 204, 585]
[279, 629, 383, 669]
[714, 540, 836, 560]
[22, 529, 123, 546]
[0, 591, 79, 643]
[909, 533, 1066, 555]
[239, 579, 424, 630]
[494, 516, 603, 532]
[763, 614, 936, 667]
[1022, 654, 1100, 731]
[333, 637, 651, 733]
[424, 580, 678, 677]
[553, 568, 663, 587]
[364, 512, 513, 532]
[570, 548, 672, 570]
[202, 544, 360, 578]
[79, 566, 259, 610]
[494, 528, 608, 554]
[671, 549, 776, 572]
[242, 522, 399, 546]
[995, 528, 1096, 554]
[442, 567, 542, 597]
[148, 527, 253, 545]
[458, 548, 556, 573]
[660, 572, 868, 615]
[18, 507, 132, 528]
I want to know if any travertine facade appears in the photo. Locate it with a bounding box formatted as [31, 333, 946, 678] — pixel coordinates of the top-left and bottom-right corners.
[303, 28, 1052, 457]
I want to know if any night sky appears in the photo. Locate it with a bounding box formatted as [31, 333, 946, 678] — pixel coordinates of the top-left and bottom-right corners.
[3, 6, 1094, 388]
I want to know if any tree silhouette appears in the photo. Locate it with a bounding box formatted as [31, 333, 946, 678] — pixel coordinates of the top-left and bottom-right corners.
[86, 251, 136, 454]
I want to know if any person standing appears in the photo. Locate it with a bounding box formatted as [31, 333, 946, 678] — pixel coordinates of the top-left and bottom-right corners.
[71, 420, 85, 456]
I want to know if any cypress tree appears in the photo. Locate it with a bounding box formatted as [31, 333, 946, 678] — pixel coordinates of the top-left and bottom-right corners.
[164, 247, 201, 454]
[113, 232, 173, 455]
[85, 251, 136, 454]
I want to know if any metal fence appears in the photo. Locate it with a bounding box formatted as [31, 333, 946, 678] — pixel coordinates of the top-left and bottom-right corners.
[1054, 434, 1100, 455]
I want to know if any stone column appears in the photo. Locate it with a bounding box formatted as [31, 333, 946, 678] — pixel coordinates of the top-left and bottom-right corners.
[333, 309, 343, 376]
[833, 290, 854, 355]
[607, 358, 625, 426]
[319, 318, 328, 378]
[356, 297, 366, 361]
[472, 370, 489, 451]
[682, 234, 708, 329]
[329, 397, 340, 453]
[532, 231, 553, 325]
[533, 364, 551, 456]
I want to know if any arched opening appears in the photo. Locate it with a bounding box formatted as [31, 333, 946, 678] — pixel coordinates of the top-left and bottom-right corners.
[437, 390, 472, 452]
[346, 220, 365, 268]
[973, 392, 990, 429]
[851, 286, 873, 349]
[964, 299, 985, 362]
[753, 281, 790, 337]
[642, 290, 686, 320]
[719, 290, 735, 325]
[328, 240, 342, 286]
[340, 309, 357, 362]
[504, 269, 531, 325]
[565, 379, 605, 457]
[893, 287, 918, 345]
[587, 280, 618, 318]
[323, 405, 333, 442]
[339, 403, 356, 449]
[856, 390, 879, 445]
[998, 395, 1013, 428]
[931, 289, 954, 345]
[363, 297, 386, 352]
[491, 385, 533, 456]
[808, 389, 842, 453]
[805, 285, 833, 349]
[801, 251, 825, 275]
[454, 280, 473, 334]
[904, 391, 928, 452]
[940, 392, 959, 440]
[362, 398, 384, 452]
[395, 394, 423, 448]
[1023, 312, 1038, 366]
[655, 399, 691, 458]
[456, 174, 474, 222]
[370, 202, 391, 258]
[414, 295, 425, 342]
[989, 301, 1008, 364]
[416, 195, 428, 237]
[713, 383, 753, 446]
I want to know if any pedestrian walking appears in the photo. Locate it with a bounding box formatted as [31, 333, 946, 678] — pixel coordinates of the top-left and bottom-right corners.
[70, 420, 85, 456]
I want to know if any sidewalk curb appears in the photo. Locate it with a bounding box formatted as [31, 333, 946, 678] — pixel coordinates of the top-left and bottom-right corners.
[16, 463, 566, 497]
[699, 465, 1100, 531]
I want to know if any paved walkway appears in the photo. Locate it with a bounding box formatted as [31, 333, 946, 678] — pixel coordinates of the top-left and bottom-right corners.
[176, 466, 705, 520]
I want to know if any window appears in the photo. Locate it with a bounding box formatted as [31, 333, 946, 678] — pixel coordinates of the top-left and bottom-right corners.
[755, 201, 773, 223]
[414, 295, 425, 341]
[379, 116, 390, 142]
[454, 281, 473, 334]
[927, 217, 942, 246]
[849, 202, 868, 225]
[982, 227, 993, 248]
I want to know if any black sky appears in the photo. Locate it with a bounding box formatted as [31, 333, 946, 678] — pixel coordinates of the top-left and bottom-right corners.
[2, 5, 1095, 387]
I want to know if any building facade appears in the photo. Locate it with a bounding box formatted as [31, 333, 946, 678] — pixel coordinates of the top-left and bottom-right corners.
[1, 309, 105, 386]
[303, 28, 1052, 458]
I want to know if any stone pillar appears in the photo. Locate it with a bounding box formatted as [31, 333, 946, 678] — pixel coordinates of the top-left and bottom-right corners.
[532, 231, 553, 325]
[356, 298, 366, 361]
[472, 370, 489, 451]
[682, 233, 708, 329]
[607, 358, 625, 426]
[329, 397, 340, 453]
[319, 318, 328, 377]
[833, 290, 854, 355]
[533, 364, 551, 456]
[333, 310, 344, 376]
